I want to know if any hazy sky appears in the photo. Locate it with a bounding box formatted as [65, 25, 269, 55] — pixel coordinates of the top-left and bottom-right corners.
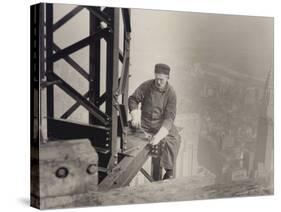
[130, 8, 273, 88]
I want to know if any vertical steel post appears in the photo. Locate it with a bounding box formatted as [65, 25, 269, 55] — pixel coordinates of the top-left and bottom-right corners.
[30, 5, 40, 207]
[46, 4, 54, 138]
[151, 157, 163, 181]
[106, 8, 120, 169]
[88, 7, 106, 183]
[89, 7, 101, 125]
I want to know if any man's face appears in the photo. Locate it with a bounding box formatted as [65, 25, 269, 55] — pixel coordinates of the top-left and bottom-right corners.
[154, 73, 169, 90]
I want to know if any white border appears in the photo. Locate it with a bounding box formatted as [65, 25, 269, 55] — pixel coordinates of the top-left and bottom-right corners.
[0, 0, 279, 211]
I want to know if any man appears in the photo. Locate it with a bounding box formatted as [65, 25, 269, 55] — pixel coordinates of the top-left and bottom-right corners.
[128, 63, 181, 180]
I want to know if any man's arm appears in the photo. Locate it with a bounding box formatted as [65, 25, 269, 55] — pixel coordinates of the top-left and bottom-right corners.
[128, 83, 146, 112]
[128, 83, 147, 128]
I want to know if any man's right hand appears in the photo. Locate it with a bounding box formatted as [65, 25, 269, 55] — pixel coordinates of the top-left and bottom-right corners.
[130, 110, 141, 128]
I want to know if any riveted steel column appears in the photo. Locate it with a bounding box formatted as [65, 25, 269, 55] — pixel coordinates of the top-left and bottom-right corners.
[105, 8, 120, 170]
[46, 3, 54, 139]
[89, 7, 101, 125]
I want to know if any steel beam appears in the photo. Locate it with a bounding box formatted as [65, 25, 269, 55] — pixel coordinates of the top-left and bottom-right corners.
[53, 43, 89, 80]
[140, 168, 154, 182]
[60, 91, 90, 119]
[53, 6, 84, 32]
[39, 4, 45, 80]
[51, 29, 108, 62]
[151, 157, 163, 181]
[47, 72, 109, 125]
[119, 50, 124, 62]
[116, 48, 129, 95]
[46, 4, 54, 138]
[95, 92, 107, 107]
[105, 8, 120, 170]
[89, 7, 101, 125]
[31, 5, 42, 205]
[99, 135, 151, 191]
[47, 118, 109, 140]
[122, 9, 131, 33]
[87, 7, 112, 25]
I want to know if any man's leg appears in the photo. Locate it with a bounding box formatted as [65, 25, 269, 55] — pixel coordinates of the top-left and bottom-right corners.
[160, 134, 181, 179]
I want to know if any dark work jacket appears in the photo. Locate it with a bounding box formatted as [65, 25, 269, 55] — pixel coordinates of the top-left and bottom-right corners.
[128, 79, 179, 137]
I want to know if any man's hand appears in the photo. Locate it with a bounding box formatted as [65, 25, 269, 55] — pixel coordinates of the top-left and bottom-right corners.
[150, 127, 169, 145]
[130, 109, 141, 128]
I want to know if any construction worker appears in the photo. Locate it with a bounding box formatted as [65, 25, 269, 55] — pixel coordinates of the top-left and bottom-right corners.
[128, 63, 181, 180]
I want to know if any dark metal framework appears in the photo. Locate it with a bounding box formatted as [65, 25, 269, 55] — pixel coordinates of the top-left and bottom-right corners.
[41, 4, 133, 183]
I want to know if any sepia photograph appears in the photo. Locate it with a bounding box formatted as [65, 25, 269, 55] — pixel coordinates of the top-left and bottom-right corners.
[31, 2, 273, 209]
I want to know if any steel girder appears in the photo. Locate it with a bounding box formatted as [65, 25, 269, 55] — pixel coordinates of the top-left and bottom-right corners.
[42, 4, 132, 183]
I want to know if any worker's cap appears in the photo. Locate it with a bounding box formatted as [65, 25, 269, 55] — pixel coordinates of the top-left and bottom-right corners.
[154, 63, 170, 76]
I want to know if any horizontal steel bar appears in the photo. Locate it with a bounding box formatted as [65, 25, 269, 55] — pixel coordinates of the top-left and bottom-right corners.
[47, 117, 109, 140]
[50, 29, 108, 62]
[40, 80, 61, 89]
[53, 43, 89, 80]
[53, 6, 84, 32]
[47, 72, 109, 125]
[60, 91, 90, 119]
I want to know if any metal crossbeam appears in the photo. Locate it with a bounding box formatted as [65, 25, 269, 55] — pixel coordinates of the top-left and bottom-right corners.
[47, 118, 109, 140]
[99, 136, 151, 191]
[140, 168, 154, 182]
[95, 92, 107, 106]
[40, 80, 61, 89]
[60, 91, 90, 119]
[51, 29, 109, 62]
[47, 72, 109, 125]
[53, 43, 89, 80]
[87, 7, 111, 24]
[53, 6, 84, 32]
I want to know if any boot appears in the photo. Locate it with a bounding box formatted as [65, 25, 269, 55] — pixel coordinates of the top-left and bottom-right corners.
[163, 169, 173, 180]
